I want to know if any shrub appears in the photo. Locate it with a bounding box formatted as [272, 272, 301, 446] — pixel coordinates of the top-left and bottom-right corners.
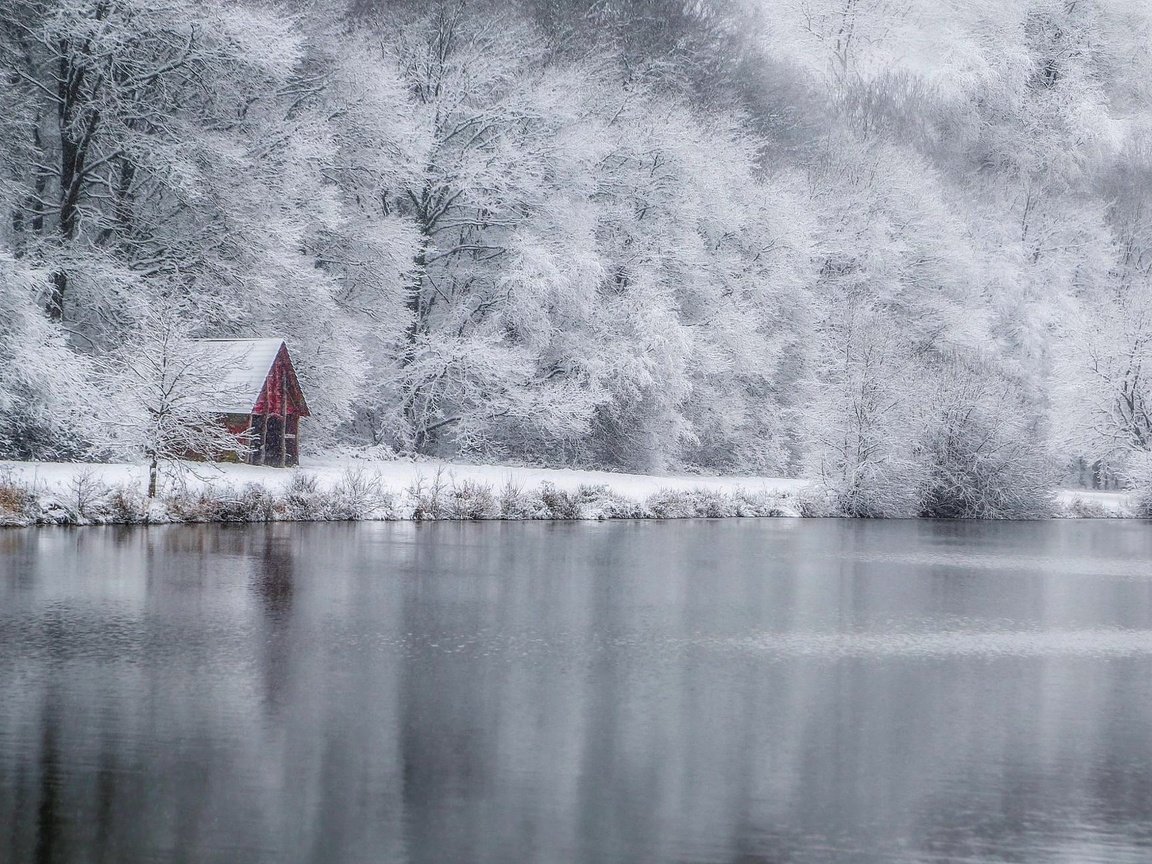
[163, 483, 275, 522]
[242, 484, 280, 521]
[217, 484, 278, 522]
[68, 468, 111, 520]
[646, 488, 727, 518]
[733, 489, 794, 517]
[282, 472, 327, 520]
[495, 480, 553, 519]
[833, 459, 926, 518]
[448, 479, 498, 519]
[918, 354, 1055, 519]
[0, 471, 34, 525]
[409, 469, 450, 520]
[498, 479, 532, 518]
[165, 488, 212, 521]
[107, 484, 148, 523]
[1123, 454, 1152, 518]
[539, 482, 582, 519]
[805, 350, 1058, 520]
[575, 484, 649, 519]
[331, 468, 394, 520]
[1132, 494, 1152, 519]
[795, 485, 838, 518]
[1064, 495, 1121, 519]
[693, 489, 739, 518]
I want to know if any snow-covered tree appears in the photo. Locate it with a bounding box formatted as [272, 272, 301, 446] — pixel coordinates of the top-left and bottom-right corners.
[919, 351, 1054, 519]
[0, 253, 96, 459]
[0, 0, 369, 432]
[95, 304, 246, 497]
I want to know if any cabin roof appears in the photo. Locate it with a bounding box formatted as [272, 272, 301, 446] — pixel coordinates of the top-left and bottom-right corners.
[192, 338, 287, 414]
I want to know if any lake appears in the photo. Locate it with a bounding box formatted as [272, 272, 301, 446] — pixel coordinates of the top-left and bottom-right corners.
[3, 520, 1152, 863]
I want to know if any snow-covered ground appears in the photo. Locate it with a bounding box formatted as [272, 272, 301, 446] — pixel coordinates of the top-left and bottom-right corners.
[0, 458, 807, 500]
[0, 458, 809, 524]
[1054, 487, 1134, 517]
[0, 458, 1136, 521]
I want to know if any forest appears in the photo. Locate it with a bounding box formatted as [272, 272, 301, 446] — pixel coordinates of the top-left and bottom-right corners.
[2, 0, 1152, 517]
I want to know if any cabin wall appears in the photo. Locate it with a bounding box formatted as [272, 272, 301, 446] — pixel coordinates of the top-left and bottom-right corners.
[247, 414, 300, 467]
[286, 415, 300, 466]
[181, 414, 250, 463]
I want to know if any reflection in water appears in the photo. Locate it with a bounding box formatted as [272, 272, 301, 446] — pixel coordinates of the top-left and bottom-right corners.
[2, 520, 1152, 863]
[255, 528, 295, 712]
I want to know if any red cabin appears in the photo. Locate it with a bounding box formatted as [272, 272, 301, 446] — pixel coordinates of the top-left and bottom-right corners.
[193, 339, 310, 466]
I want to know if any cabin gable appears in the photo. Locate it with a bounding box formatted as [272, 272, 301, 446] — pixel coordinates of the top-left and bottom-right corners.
[252, 343, 310, 418]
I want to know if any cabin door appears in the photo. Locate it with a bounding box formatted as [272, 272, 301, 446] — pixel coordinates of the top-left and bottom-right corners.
[264, 415, 285, 466]
[249, 414, 286, 466]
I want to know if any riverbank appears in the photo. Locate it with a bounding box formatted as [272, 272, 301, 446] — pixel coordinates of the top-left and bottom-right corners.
[0, 460, 1133, 526]
[0, 459, 809, 526]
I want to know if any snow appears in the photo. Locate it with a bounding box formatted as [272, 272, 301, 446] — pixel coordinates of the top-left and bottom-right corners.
[0, 458, 807, 500]
[0, 458, 1134, 519]
[191, 339, 284, 414]
[1055, 488, 1134, 516]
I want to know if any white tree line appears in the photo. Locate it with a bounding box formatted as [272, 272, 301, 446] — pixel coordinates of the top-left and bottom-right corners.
[1, 0, 1152, 515]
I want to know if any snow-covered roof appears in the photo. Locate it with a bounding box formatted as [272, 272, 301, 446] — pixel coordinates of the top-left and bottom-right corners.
[192, 338, 284, 414]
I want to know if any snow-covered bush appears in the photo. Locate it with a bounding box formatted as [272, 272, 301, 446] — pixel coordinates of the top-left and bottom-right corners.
[106, 485, 149, 524]
[282, 473, 327, 521]
[0, 469, 35, 525]
[1124, 454, 1152, 519]
[1063, 496, 1122, 519]
[408, 470, 452, 520]
[918, 355, 1055, 519]
[795, 485, 838, 518]
[538, 482, 582, 519]
[168, 484, 278, 523]
[732, 489, 796, 518]
[232, 486, 280, 522]
[447, 479, 499, 520]
[831, 460, 926, 518]
[645, 488, 729, 518]
[67, 469, 112, 521]
[497, 479, 539, 519]
[331, 469, 395, 520]
[576, 485, 649, 520]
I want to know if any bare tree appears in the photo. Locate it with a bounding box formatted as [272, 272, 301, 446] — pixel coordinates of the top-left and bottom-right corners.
[95, 302, 247, 497]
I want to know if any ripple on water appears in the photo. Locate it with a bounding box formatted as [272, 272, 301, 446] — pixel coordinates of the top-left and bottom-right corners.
[707, 628, 1152, 659]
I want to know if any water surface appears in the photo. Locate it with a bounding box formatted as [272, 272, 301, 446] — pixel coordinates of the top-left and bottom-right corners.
[3, 519, 1152, 863]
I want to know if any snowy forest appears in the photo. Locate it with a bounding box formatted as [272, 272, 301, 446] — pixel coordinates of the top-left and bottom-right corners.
[2, 0, 1152, 517]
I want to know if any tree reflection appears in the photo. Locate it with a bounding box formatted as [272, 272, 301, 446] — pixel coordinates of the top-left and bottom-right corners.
[4, 522, 1152, 863]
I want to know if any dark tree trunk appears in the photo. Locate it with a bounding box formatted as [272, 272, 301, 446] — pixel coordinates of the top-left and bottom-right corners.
[49, 32, 103, 321]
[47, 271, 68, 321]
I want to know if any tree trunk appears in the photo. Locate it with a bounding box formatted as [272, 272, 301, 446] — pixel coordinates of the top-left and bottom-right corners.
[50, 44, 102, 321]
[401, 243, 430, 450]
[48, 271, 68, 322]
[147, 457, 158, 499]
